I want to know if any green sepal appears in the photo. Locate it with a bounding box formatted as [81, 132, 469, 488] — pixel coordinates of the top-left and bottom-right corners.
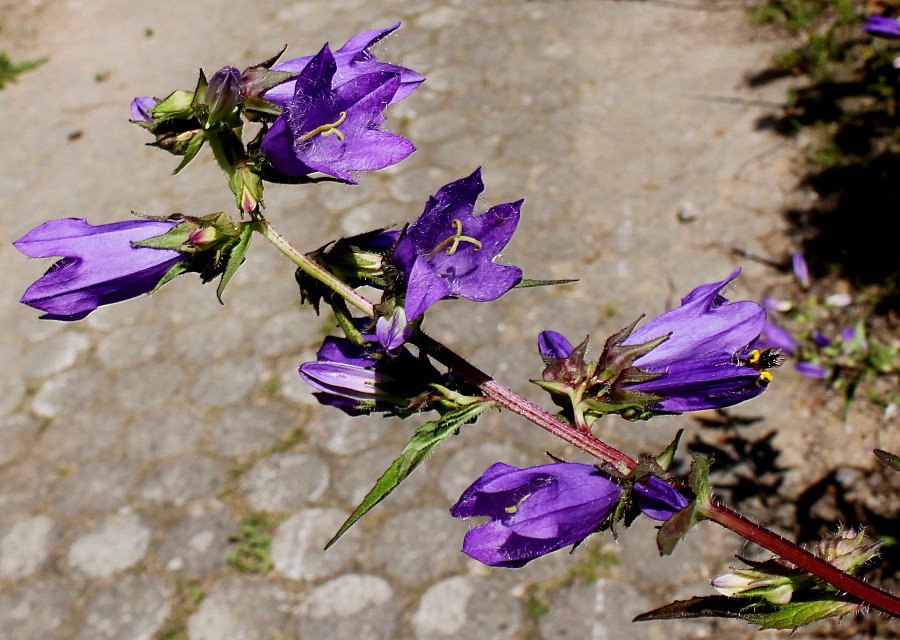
[325, 400, 496, 549]
[148, 89, 195, 121]
[874, 448, 900, 473]
[216, 221, 252, 302]
[149, 261, 191, 294]
[229, 162, 264, 213]
[241, 69, 299, 97]
[514, 278, 578, 289]
[655, 429, 683, 471]
[240, 95, 283, 118]
[656, 454, 712, 555]
[171, 130, 206, 174]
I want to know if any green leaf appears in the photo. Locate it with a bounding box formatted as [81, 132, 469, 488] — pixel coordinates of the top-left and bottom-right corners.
[635, 594, 859, 630]
[744, 597, 861, 630]
[874, 449, 900, 473]
[325, 400, 495, 549]
[216, 222, 253, 303]
[634, 595, 757, 623]
[656, 454, 712, 555]
[515, 278, 578, 289]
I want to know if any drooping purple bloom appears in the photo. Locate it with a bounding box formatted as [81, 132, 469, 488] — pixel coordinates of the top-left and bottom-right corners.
[130, 96, 157, 122]
[864, 15, 900, 40]
[299, 333, 438, 415]
[391, 169, 523, 320]
[620, 269, 770, 411]
[791, 252, 810, 288]
[538, 330, 574, 360]
[259, 44, 414, 183]
[633, 476, 688, 521]
[15, 218, 187, 321]
[760, 321, 797, 354]
[795, 361, 828, 379]
[450, 462, 621, 568]
[264, 24, 423, 108]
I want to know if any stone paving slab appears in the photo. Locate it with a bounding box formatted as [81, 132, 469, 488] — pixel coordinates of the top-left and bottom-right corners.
[0, 1, 886, 639]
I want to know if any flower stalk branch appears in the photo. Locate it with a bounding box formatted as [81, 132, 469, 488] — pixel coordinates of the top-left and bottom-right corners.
[253, 216, 375, 316]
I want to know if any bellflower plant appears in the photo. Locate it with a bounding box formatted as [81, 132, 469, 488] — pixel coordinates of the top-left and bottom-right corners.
[15, 218, 187, 321]
[259, 43, 415, 183]
[263, 24, 424, 108]
[390, 169, 523, 320]
[450, 462, 622, 568]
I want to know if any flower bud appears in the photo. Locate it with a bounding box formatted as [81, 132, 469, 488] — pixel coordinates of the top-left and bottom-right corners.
[205, 66, 241, 123]
[815, 528, 882, 574]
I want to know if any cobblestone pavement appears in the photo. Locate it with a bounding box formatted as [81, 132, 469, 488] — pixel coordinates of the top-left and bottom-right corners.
[1, 1, 895, 639]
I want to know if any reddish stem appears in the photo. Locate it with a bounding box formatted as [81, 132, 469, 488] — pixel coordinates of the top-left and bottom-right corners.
[418, 332, 900, 619]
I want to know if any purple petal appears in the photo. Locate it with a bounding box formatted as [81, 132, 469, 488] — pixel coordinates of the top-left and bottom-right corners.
[811, 331, 831, 348]
[538, 331, 574, 359]
[795, 361, 828, 379]
[634, 476, 688, 521]
[864, 15, 900, 40]
[130, 96, 157, 122]
[759, 321, 797, 353]
[791, 252, 810, 288]
[626, 269, 766, 370]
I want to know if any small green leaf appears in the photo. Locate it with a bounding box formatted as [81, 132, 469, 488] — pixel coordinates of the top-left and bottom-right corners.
[874, 449, 900, 473]
[326, 400, 495, 549]
[514, 278, 578, 288]
[216, 222, 253, 302]
[744, 597, 861, 630]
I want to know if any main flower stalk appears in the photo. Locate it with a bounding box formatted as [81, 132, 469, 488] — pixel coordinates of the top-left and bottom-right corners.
[258, 223, 900, 619]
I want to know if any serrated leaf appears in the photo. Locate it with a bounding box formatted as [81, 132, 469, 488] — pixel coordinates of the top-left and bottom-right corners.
[515, 278, 578, 288]
[216, 222, 253, 303]
[656, 454, 712, 555]
[744, 597, 861, 630]
[874, 449, 900, 473]
[325, 400, 495, 549]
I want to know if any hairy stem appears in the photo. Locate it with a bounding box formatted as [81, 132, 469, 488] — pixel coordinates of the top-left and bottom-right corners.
[253, 217, 375, 317]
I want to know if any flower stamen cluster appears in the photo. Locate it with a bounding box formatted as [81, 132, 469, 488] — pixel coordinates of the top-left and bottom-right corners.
[295, 110, 347, 143]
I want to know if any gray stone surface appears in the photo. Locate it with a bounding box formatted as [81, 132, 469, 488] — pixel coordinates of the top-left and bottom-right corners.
[298, 574, 399, 640]
[0, 1, 873, 639]
[77, 575, 171, 640]
[68, 513, 152, 578]
[187, 577, 293, 640]
[271, 508, 364, 581]
[0, 515, 56, 580]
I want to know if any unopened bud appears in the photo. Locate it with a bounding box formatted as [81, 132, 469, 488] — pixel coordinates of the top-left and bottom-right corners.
[205, 66, 241, 123]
